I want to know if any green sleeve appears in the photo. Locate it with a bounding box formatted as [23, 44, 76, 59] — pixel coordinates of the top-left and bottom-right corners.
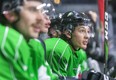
[0, 25, 35, 80]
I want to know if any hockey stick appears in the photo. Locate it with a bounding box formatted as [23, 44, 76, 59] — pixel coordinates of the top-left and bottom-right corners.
[104, 0, 109, 74]
[98, 0, 109, 74]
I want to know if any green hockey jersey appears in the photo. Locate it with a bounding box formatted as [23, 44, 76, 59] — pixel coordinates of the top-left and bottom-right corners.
[45, 38, 88, 77]
[0, 24, 58, 80]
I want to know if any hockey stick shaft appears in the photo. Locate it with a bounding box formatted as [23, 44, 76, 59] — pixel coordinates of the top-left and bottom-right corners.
[98, 0, 109, 74]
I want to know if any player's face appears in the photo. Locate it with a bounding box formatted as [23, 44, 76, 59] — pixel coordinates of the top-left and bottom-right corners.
[15, 1, 45, 40]
[39, 14, 51, 33]
[71, 25, 90, 49]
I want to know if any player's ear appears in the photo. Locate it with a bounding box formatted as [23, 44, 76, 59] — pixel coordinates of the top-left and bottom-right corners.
[3, 11, 18, 23]
[64, 30, 71, 38]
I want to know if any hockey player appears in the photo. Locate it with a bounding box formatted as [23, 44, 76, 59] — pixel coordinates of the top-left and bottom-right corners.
[45, 11, 92, 78]
[0, 0, 59, 80]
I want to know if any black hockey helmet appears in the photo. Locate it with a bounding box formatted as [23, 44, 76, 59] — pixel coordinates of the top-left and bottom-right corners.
[50, 14, 63, 30]
[61, 11, 93, 33]
[48, 14, 63, 37]
[0, 0, 54, 25]
[0, 0, 50, 14]
[0, 0, 23, 14]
